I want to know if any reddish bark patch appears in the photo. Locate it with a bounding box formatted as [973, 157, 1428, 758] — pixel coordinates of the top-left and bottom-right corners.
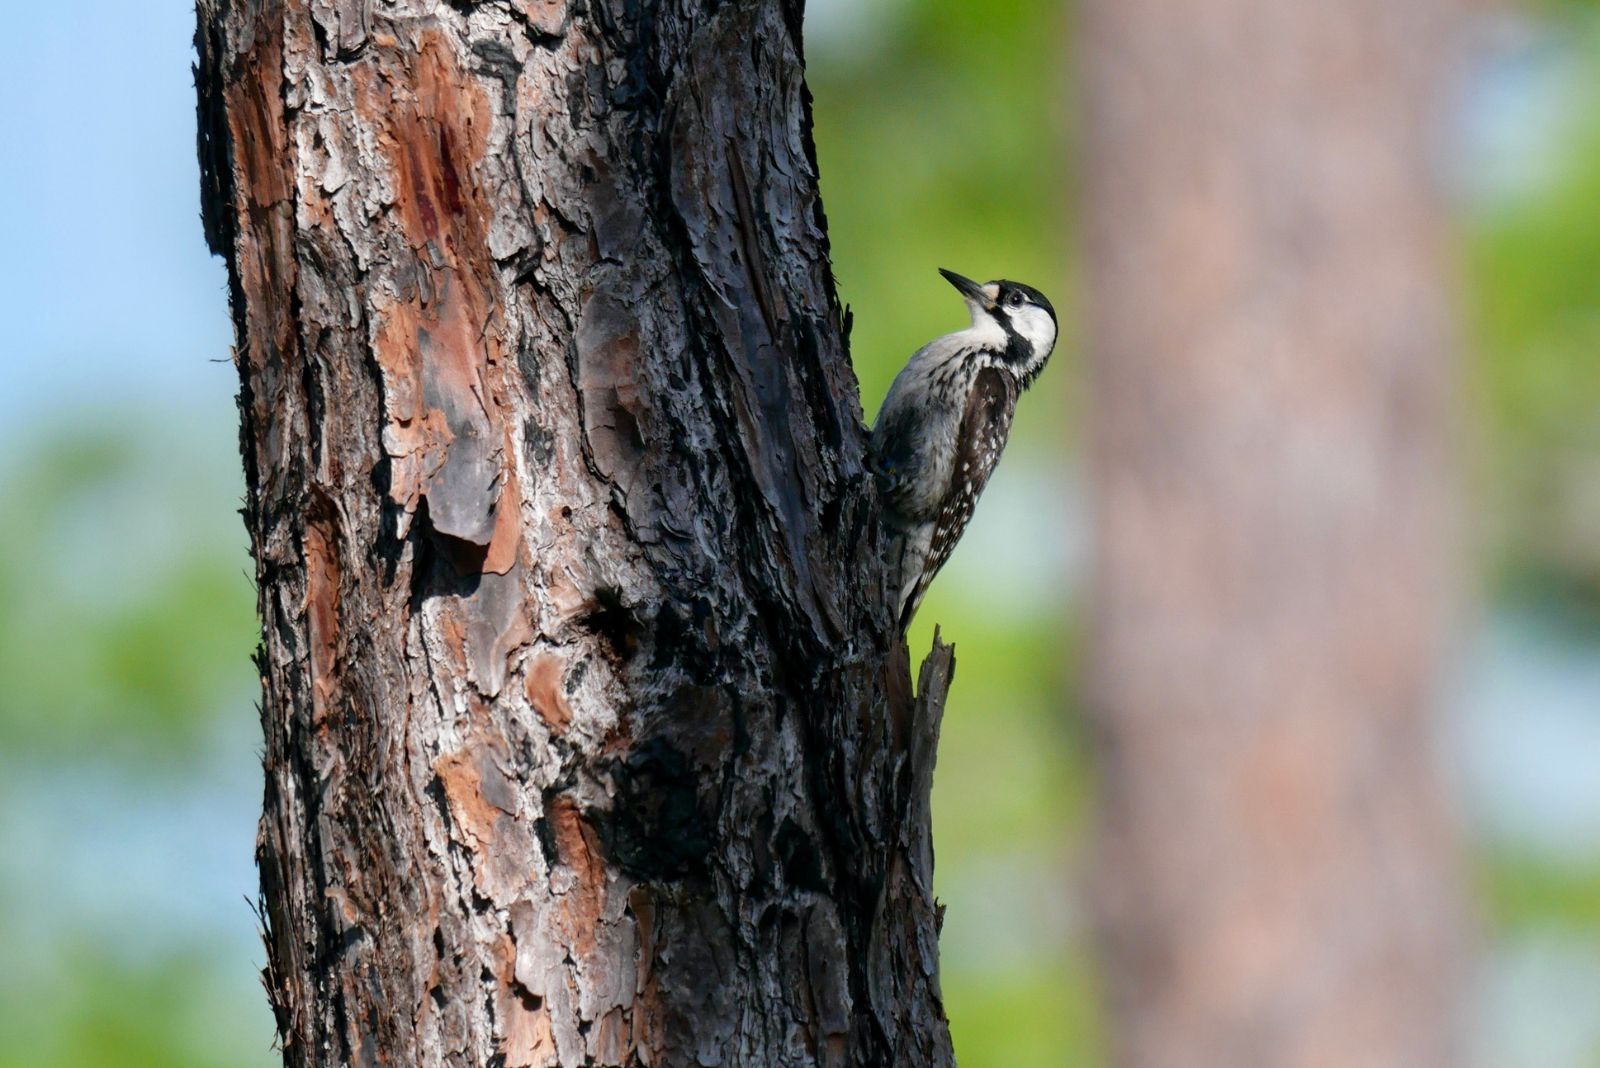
[435, 749, 504, 848]
[225, 32, 292, 211]
[483, 441, 525, 576]
[548, 796, 605, 957]
[224, 27, 299, 420]
[303, 515, 341, 727]
[524, 653, 573, 734]
[363, 29, 509, 551]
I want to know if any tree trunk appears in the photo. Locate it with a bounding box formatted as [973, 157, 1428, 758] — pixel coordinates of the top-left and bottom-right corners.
[196, 2, 953, 1065]
[1078, 1, 1469, 1065]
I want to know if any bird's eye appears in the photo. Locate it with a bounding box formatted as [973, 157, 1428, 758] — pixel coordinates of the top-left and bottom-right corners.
[1008, 292, 1023, 307]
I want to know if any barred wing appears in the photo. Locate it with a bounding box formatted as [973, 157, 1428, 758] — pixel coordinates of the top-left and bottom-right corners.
[898, 366, 1017, 629]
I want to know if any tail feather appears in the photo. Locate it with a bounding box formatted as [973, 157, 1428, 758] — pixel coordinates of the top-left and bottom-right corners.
[887, 526, 933, 632]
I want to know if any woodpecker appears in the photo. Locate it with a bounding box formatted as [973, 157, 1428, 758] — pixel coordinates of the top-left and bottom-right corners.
[870, 268, 1058, 631]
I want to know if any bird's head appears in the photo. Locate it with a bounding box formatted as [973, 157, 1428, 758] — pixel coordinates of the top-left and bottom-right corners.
[940, 268, 1057, 387]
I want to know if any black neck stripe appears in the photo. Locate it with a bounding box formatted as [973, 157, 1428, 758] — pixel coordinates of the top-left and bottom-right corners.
[994, 310, 1032, 366]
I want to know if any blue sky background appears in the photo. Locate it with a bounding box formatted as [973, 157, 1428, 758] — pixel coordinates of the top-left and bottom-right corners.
[0, 2, 236, 435]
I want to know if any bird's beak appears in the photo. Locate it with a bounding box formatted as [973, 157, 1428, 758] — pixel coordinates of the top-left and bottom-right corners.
[939, 268, 993, 310]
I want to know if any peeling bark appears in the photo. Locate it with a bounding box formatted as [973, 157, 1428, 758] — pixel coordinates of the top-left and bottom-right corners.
[196, 3, 955, 1065]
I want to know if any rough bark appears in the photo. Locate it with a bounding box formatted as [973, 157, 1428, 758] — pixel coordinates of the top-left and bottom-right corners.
[1078, 2, 1469, 1066]
[196, 2, 954, 1065]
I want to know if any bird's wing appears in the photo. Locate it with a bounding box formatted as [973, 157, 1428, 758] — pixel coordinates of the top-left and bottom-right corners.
[898, 365, 1017, 630]
[870, 401, 925, 519]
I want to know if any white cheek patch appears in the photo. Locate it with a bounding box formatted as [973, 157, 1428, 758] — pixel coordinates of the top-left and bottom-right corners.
[1016, 306, 1056, 354]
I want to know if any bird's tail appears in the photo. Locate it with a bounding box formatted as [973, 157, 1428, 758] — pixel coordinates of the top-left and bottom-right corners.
[886, 526, 931, 633]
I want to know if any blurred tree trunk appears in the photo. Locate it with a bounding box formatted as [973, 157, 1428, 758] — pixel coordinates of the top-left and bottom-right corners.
[195, 2, 954, 1065]
[1078, 2, 1469, 1065]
